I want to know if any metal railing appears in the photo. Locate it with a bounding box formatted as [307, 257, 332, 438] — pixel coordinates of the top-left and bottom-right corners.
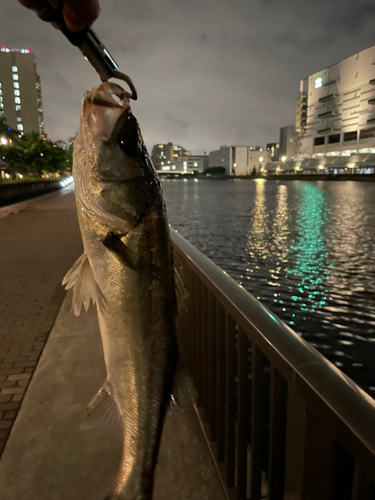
[171, 228, 375, 500]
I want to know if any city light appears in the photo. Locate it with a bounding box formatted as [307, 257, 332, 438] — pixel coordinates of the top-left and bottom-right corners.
[60, 176, 74, 187]
[0, 137, 8, 145]
[315, 77, 323, 89]
[281, 156, 286, 162]
[259, 157, 264, 162]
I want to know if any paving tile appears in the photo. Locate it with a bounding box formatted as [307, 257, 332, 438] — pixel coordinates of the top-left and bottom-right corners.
[1, 387, 25, 396]
[7, 374, 31, 381]
[0, 421, 12, 429]
[0, 381, 17, 389]
[0, 191, 82, 457]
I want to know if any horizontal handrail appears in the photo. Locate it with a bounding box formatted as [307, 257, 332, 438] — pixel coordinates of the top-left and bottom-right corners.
[170, 227, 375, 479]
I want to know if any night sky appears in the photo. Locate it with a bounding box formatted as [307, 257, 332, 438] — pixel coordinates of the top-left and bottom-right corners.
[2, 0, 375, 153]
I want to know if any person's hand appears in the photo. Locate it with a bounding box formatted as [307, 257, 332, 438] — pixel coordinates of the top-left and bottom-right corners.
[18, 0, 100, 32]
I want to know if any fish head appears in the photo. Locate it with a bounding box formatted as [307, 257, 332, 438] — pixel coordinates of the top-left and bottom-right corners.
[75, 82, 148, 184]
[74, 82, 161, 234]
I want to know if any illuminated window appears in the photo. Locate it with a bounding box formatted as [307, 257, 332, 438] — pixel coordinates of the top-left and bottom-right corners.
[14, 90, 20, 96]
[0, 97, 3, 103]
[17, 124, 23, 131]
[17, 117, 22, 122]
[14, 97, 21, 104]
[13, 82, 19, 89]
[15, 105, 21, 111]
[12, 66, 18, 72]
[0, 103, 3, 109]
[12, 74, 19, 81]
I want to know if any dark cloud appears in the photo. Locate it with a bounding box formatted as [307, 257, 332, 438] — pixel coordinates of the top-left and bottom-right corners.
[2, 0, 375, 153]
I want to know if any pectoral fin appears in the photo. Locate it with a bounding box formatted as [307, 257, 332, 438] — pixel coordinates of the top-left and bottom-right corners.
[102, 232, 137, 269]
[62, 254, 105, 316]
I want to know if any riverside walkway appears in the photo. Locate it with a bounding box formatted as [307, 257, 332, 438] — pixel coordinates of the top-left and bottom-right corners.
[0, 189, 226, 499]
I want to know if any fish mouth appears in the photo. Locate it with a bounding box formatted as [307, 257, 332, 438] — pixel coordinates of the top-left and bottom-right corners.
[85, 82, 130, 109]
[82, 82, 131, 141]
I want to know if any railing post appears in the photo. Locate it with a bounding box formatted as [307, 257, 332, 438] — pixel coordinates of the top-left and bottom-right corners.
[225, 313, 236, 488]
[301, 407, 335, 500]
[216, 302, 226, 463]
[202, 285, 210, 420]
[209, 293, 218, 441]
[250, 345, 264, 500]
[267, 366, 287, 500]
[284, 384, 306, 500]
[352, 465, 375, 500]
[195, 277, 205, 406]
[237, 328, 249, 500]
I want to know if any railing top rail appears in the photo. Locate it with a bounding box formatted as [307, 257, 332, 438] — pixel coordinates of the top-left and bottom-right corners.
[170, 228, 375, 467]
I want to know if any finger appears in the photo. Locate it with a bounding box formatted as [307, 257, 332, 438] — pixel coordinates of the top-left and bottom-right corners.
[63, 0, 100, 32]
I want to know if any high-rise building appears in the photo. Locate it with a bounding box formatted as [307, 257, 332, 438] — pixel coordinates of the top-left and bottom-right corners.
[279, 125, 299, 161]
[186, 154, 209, 173]
[298, 44, 375, 158]
[0, 46, 45, 137]
[209, 145, 264, 175]
[55, 140, 67, 150]
[266, 142, 280, 162]
[151, 142, 191, 171]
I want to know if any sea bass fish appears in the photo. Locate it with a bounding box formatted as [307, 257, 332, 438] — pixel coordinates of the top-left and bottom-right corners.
[63, 82, 179, 500]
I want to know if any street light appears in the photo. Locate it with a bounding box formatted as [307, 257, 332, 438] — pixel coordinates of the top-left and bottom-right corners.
[0, 137, 8, 146]
[281, 156, 286, 162]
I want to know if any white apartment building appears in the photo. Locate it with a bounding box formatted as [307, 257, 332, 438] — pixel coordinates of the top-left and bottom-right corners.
[209, 146, 265, 175]
[297, 44, 375, 158]
[0, 47, 45, 137]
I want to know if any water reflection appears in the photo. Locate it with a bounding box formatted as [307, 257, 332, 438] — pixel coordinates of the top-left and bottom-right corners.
[162, 179, 375, 396]
[288, 184, 330, 321]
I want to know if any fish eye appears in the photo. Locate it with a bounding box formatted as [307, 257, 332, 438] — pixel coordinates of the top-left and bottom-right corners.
[118, 113, 139, 152]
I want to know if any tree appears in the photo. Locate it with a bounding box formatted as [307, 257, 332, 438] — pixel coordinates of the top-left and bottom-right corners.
[251, 166, 257, 176]
[0, 116, 18, 142]
[2, 132, 72, 179]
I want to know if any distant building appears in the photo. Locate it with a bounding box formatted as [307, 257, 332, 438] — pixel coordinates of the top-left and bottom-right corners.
[209, 145, 264, 175]
[151, 142, 191, 172]
[0, 46, 45, 137]
[266, 142, 280, 162]
[279, 125, 299, 160]
[55, 140, 67, 150]
[298, 44, 375, 158]
[186, 154, 208, 173]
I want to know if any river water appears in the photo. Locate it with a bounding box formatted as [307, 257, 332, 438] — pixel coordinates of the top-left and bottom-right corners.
[162, 178, 375, 396]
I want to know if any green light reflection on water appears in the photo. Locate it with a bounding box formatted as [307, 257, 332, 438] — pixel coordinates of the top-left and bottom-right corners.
[287, 184, 331, 314]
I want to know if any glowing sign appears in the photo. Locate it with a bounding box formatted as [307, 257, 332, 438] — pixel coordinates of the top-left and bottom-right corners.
[315, 77, 323, 89]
